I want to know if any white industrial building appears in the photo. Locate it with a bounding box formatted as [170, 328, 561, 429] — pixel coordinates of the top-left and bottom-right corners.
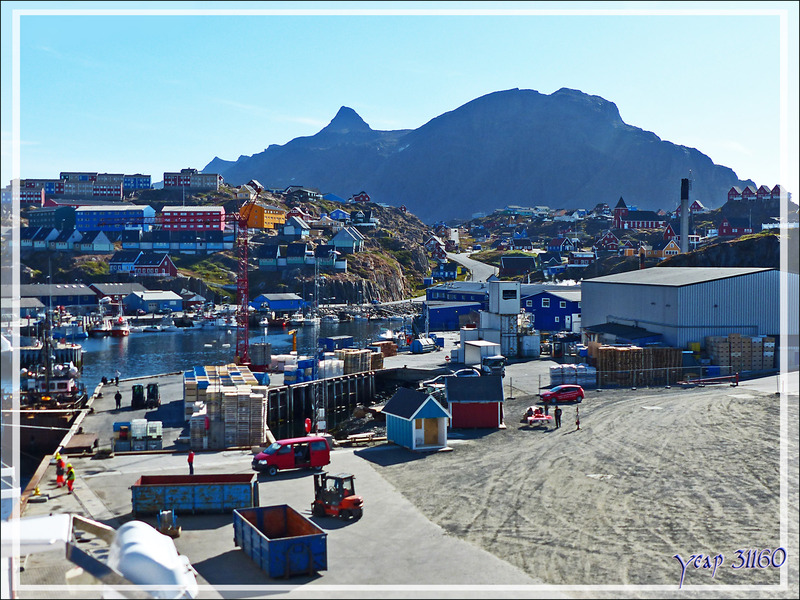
[452, 281, 540, 363]
[580, 267, 798, 368]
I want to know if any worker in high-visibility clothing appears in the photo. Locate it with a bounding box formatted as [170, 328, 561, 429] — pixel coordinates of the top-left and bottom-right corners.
[66, 463, 76, 494]
[55, 452, 65, 488]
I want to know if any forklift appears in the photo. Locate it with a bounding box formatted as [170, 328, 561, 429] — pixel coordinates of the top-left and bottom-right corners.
[311, 472, 364, 520]
[145, 383, 161, 409]
[131, 384, 145, 410]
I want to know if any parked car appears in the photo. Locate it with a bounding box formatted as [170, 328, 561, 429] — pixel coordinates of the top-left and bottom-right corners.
[453, 368, 481, 377]
[540, 384, 584, 404]
[251, 436, 331, 477]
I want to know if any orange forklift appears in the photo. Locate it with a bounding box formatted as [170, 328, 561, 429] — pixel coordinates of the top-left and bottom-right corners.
[311, 472, 364, 520]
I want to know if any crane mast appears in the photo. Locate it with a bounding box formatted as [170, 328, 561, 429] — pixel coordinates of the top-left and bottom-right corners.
[235, 205, 252, 366]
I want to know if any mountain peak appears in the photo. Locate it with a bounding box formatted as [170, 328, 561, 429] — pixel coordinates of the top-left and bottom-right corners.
[319, 106, 372, 135]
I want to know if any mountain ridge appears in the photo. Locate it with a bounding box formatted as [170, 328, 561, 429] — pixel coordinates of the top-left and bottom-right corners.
[204, 88, 756, 222]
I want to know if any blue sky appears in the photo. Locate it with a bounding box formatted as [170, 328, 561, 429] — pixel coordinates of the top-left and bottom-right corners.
[2, 1, 798, 200]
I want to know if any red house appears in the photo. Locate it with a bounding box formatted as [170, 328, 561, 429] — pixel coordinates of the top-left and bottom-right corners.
[133, 252, 177, 277]
[593, 230, 620, 251]
[350, 191, 371, 203]
[445, 376, 505, 429]
[718, 217, 754, 237]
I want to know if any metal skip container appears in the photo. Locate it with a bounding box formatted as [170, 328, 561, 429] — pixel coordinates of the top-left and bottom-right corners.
[233, 505, 327, 578]
[131, 473, 259, 517]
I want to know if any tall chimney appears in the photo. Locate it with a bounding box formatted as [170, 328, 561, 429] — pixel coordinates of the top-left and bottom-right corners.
[680, 178, 690, 254]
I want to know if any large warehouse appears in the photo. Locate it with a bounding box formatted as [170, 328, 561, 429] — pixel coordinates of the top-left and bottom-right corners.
[581, 267, 796, 354]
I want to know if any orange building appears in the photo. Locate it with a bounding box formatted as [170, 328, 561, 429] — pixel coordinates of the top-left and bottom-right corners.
[241, 202, 287, 229]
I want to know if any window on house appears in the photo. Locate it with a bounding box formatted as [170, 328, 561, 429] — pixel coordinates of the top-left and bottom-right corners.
[542, 298, 550, 308]
[560, 301, 566, 308]
[526, 300, 532, 307]
[555, 316, 560, 322]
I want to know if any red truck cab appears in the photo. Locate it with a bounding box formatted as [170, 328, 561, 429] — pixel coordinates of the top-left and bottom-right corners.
[251, 436, 331, 476]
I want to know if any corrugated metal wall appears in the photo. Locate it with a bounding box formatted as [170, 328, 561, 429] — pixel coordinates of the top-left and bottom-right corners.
[583, 270, 786, 349]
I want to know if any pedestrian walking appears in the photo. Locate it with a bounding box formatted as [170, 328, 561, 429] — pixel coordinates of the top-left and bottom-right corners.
[554, 406, 562, 429]
[55, 452, 65, 487]
[114, 390, 122, 410]
[188, 450, 195, 475]
[576, 405, 581, 430]
[543, 397, 550, 416]
[66, 463, 76, 494]
[114, 370, 120, 386]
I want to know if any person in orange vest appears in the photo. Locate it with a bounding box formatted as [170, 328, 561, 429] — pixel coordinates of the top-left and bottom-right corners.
[66, 463, 76, 494]
[55, 452, 65, 487]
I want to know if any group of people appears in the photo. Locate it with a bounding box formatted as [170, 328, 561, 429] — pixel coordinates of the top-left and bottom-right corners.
[524, 404, 564, 428]
[54, 452, 76, 493]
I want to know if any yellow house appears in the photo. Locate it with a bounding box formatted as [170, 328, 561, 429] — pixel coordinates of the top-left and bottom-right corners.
[241, 202, 287, 229]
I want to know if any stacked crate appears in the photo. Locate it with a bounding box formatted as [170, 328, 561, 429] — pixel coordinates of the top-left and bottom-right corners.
[223, 389, 239, 448]
[763, 337, 776, 369]
[370, 340, 397, 357]
[728, 333, 745, 372]
[190, 406, 207, 450]
[704, 334, 776, 371]
[370, 351, 384, 371]
[705, 337, 730, 370]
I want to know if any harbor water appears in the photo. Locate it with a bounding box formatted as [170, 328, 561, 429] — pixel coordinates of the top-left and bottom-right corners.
[78, 320, 410, 386]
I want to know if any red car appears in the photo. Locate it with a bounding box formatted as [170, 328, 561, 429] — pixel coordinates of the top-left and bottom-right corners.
[540, 384, 584, 404]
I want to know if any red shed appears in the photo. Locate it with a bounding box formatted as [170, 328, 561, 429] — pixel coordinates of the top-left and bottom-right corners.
[445, 375, 504, 429]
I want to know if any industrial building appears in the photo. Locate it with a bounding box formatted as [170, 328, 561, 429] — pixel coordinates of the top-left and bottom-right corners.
[580, 267, 794, 354]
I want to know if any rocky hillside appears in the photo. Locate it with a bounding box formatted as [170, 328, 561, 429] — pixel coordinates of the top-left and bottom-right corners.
[205, 88, 757, 222]
[19, 188, 435, 305]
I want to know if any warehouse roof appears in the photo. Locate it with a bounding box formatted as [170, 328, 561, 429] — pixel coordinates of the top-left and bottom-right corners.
[446, 375, 504, 403]
[584, 267, 774, 287]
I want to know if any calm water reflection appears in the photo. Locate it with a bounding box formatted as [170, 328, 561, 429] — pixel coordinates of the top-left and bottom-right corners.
[79, 320, 406, 386]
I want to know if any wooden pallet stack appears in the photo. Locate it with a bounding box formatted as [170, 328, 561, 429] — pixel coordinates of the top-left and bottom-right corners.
[336, 348, 373, 374]
[595, 345, 683, 387]
[370, 340, 397, 357]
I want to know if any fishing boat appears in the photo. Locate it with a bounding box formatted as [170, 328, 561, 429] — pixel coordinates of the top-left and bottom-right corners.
[160, 317, 179, 332]
[142, 323, 162, 333]
[321, 314, 339, 323]
[289, 312, 306, 326]
[17, 321, 89, 456]
[109, 303, 130, 337]
[110, 315, 130, 337]
[305, 315, 320, 326]
[51, 320, 89, 341]
[88, 319, 111, 338]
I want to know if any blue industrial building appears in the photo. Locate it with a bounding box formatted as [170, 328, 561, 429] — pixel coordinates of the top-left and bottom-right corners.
[123, 290, 183, 314]
[523, 289, 581, 332]
[250, 293, 305, 315]
[423, 301, 482, 331]
[75, 204, 156, 232]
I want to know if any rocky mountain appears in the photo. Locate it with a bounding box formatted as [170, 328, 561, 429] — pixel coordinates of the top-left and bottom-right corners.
[204, 88, 756, 223]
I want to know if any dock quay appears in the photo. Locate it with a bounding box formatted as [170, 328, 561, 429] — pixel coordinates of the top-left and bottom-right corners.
[9, 330, 555, 597]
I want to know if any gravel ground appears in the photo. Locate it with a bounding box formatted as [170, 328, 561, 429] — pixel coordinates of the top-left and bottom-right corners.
[360, 376, 799, 596]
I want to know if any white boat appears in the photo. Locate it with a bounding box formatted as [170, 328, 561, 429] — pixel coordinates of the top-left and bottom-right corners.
[289, 312, 306, 326]
[160, 317, 179, 332]
[321, 314, 339, 323]
[143, 324, 162, 333]
[110, 316, 130, 337]
[88, 320, 111, 337]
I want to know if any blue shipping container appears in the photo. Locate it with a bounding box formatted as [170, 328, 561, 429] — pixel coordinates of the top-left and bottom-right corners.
[131, 473, 259, 516]
[233, 505, 327, 578]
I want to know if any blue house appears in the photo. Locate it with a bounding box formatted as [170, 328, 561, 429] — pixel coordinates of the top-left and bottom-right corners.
[382, 388, 450, 451]
[328, 208, 350, 221]
[432, 261, 460, 281]
[523, 289, 581, 332]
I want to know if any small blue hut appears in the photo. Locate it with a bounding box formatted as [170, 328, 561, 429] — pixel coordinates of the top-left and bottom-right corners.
[382, 388, 451, 451]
